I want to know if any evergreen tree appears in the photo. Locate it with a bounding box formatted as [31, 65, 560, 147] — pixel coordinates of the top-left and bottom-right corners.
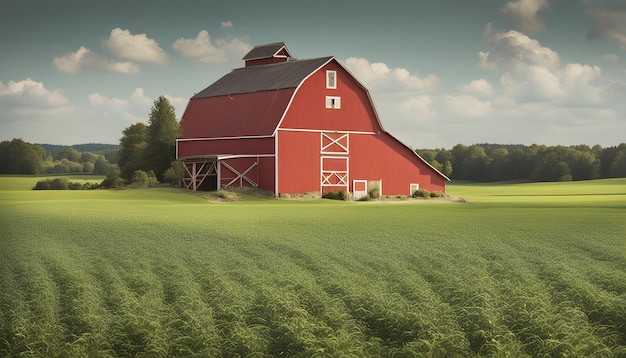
[145, 96, 180, 181]
[118, 122, 148, 180]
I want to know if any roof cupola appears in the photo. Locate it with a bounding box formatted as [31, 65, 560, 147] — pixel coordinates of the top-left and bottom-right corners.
[242, 42, 293, 67]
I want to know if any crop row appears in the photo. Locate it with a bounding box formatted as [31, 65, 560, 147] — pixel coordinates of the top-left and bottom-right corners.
[1, 193, 625, 356]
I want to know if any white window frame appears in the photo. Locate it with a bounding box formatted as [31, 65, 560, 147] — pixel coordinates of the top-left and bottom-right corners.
[325, 96, 341, 109]
[410, 183, 420, 195]
[326, 70, 337, 89]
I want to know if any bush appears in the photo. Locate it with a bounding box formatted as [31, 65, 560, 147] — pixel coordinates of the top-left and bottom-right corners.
[33, 179, 51, 190]
[32, 177, 99, 190]
[368, 187, 380, 199]
[129, 170, 159, 188]
[322, 190, 350, 201]
[412, 189, 430, 199]
[430, 191, 447, 198]
[101, 165, 125, 188]
[163, 160, 186, 186]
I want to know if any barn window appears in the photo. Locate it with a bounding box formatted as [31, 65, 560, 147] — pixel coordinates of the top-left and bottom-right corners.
[326, 70, 337, 89]
[410, 183, 420, 195]
[325, 96, 341, 109]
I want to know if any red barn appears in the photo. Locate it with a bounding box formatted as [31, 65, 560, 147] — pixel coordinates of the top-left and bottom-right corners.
[177, 42, 448, 197]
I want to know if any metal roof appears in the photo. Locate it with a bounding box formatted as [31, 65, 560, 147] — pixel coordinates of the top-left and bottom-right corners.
[191, 56, 333, 99]
[242, 42, 290, 60]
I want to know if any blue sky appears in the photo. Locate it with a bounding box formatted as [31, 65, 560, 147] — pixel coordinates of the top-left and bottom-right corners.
[1, 0, 625, 148]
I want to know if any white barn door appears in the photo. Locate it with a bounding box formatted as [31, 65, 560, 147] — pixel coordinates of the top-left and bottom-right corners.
[353, 180, 367, 199]
[320, 132, 349, 194]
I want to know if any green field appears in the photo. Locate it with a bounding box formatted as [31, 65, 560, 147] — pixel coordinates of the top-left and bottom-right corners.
[1, 176, 625, 357]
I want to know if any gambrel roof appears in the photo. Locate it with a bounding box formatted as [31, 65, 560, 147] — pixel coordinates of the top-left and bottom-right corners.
[192, 56, 333, 99]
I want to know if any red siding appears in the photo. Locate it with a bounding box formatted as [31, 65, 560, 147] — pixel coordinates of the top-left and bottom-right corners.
[277, 131, 320, 194]
[280, 62, 378, 133]
[276, 131, 445, 196]
[178, 137, 274, 158]
[180, 89, 295, 138]
[349, 134, 446, 194]
[257, 157, 275, 192]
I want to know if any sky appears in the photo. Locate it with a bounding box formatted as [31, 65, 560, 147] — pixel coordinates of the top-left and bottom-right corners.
[1, 0, 625, 149]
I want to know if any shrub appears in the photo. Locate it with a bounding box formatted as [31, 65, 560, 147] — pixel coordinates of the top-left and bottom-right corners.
[129, 170, 159, 188]
[163, 160, 186, 186]
[368, 187, 380, 199]
[33, 179, 51, 190]
[412, 189, 430, 199]
[68, 181, 83, 190]
[322, 190, 350, 201]
[101, 165, 125, 188]
[32, 177, 99, 190]
[430, 191, 447, 198]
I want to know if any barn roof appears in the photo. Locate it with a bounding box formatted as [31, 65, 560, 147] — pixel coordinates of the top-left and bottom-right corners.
[242, 42, 292, 61]
[192, 56, 333, 99]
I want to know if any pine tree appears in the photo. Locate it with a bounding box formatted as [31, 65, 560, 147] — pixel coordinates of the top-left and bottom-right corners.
[145, 96, 181, 181]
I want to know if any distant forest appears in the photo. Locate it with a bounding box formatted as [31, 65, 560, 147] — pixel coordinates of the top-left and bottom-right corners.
[2, 138, 625, 183]
[416, 143, 626, 182]
[38, 143, 120, 153]
[0, 138, 118, 175]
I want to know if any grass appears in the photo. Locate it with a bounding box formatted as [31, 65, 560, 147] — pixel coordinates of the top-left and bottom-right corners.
[1, 176, 625, 356]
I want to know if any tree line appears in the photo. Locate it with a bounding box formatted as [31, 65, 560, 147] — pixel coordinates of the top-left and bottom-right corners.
[0, 96, 184, 189]
[0, 138, 116, 176]
[416, 143, 626, 182]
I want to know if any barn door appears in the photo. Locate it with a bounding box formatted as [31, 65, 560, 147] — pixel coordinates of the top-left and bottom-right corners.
[353, 180, 367, 199]
[320, 132, 349, 194]
[320, 156, 348, 193]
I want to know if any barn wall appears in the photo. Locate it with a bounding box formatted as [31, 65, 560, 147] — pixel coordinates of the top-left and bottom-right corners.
[280, 61, 379, 133]
[257, 157, 275, 193]
[177, 137, 275, 158]
[276, 130, 320, 194]
[350, 133, 446, 194]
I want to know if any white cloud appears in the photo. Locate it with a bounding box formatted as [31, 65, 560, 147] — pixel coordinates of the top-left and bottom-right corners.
[458, 79, 495, 97]
[88, 88, 187, 124]
[444, 94, 493, 118]
[587, 0, 626, 50]
[400, 95, 438, 123]
[500, 65, 564, 102]
[52, 46, 140, 74]
[0, 78, 69, 108]
[88, 88, 152, 123]
[558, 63, 604, 106]
[479, 24, 560, 71]
[344, 57, 439, 92]
[499, 0, 550, 33]
[102, 28, 168, 64]
[221, 21, 233, 28]
[479, 25, 609, 107]
[173, 30, 251, 64]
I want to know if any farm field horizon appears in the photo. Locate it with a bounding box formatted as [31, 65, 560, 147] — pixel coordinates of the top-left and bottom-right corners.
[1, 176, 625, 356]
